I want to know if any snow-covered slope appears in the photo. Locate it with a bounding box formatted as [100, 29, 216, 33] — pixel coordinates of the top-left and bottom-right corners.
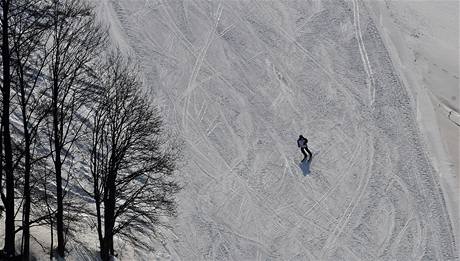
[96, 0, 458, 260]
[365, 0, 459, 246]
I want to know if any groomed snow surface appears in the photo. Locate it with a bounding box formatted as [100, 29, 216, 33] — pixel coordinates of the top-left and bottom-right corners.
[95, 0, 457, 260]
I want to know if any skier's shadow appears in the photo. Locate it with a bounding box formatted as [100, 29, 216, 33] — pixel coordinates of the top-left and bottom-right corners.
[299, 160, 312, 176]
[298, 151, 318, 176]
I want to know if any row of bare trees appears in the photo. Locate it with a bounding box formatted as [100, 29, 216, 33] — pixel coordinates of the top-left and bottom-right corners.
[0, 0, 179, 260]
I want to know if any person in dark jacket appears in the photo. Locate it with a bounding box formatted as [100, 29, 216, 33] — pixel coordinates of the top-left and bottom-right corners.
[297, 135, 312, 162]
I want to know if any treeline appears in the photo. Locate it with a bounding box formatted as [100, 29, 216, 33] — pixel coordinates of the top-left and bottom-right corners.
[0, 0, 180, 260]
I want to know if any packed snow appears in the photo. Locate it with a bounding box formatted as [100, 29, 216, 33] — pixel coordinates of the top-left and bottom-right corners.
[366, 1, 460, 246]
[1, 0, 453, 260]
[91, 0, 459, 260]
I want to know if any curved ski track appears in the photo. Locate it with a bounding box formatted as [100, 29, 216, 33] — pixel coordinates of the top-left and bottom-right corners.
[100, 0, 457, 260]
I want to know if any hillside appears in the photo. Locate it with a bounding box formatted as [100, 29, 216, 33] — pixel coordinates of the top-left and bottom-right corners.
[93, 0, 459, 260]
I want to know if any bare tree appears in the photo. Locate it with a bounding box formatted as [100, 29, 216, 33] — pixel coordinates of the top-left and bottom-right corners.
[43, 0, 105, 257]
[1, 0, 18, 256]
[1, 0, 180, 258]
[9, 1, 53, 258]
[86, 53, 180, 261]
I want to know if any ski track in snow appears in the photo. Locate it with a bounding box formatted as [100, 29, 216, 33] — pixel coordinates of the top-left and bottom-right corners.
[352, 0, 375, 107]
[98, 0, 457, 260]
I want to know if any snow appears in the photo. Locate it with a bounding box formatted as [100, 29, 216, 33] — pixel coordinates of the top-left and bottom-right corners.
[90, 0, 458, 260]
[365, 0, 459, 247]
[2, 0, 457, 260]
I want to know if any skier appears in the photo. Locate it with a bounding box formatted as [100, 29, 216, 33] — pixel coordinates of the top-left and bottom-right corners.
[297, 135, 312, 162]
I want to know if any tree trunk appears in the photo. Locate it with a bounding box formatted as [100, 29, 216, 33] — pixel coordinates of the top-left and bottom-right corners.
[53, 77, 65, 258]
[20, 73, 32, 260]
[95, 186, 104, 259]
[96, 199, 103, 244]
[100, 237, 110, 261]
[52, 1, 65, 255]
[102, 170, 116, 261]
[53, 117, 65, 258]
[22, 134, 31, 260]
[1, 0, 16, 256]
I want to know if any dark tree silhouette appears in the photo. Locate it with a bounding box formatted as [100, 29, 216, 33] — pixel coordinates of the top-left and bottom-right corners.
[0, 0, 15, 255]
[43, 0, 105, 257]
[9, 1, 53, 258]
[1, 0, 179, 258]
[86, 53, 180, 261]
